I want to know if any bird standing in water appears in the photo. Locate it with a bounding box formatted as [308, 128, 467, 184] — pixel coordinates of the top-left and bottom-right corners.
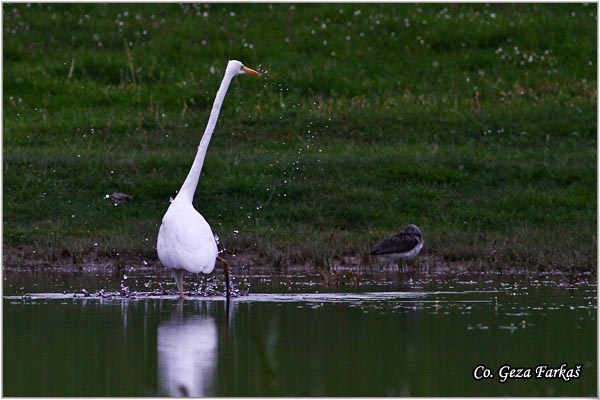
[370, 224, 424, 269]
[157, 60, 260, 298]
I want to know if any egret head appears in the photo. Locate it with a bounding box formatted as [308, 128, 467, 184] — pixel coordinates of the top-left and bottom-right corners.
[226, 59, 260, 77]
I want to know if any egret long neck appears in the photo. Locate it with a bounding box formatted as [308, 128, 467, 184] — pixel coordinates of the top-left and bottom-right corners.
[176, 71, 235, 203]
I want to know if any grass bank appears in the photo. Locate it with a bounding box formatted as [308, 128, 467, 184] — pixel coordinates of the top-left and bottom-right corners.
[3, 3, 597, 271]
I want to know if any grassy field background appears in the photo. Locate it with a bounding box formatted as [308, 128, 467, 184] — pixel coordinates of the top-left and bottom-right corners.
[3, 3, 597, 271]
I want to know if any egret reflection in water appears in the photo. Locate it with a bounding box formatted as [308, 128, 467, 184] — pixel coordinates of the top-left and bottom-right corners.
[157, 300, 218, 397]
[1, 280, 596, 397]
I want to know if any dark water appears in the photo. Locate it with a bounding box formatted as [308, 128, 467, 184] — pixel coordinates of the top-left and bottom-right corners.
[3, 266, 597, 396]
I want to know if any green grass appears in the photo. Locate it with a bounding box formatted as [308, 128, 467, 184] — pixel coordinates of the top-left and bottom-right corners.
[3, 3, 597, 270]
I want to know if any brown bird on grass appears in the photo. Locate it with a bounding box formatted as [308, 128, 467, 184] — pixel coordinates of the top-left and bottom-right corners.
[370, 224, 424, 265]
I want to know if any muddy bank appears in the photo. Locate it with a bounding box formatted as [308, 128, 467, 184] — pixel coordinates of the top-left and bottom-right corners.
[3, 245, 596, 280]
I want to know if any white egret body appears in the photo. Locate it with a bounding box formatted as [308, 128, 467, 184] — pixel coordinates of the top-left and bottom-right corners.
[157, 60, 259, 297]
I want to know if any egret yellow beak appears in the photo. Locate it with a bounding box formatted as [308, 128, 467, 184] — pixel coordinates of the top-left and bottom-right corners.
[242, 66, 260, 76]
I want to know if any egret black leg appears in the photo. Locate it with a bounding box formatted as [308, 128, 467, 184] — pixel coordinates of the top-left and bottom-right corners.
[172, 269, 185, 298]
[218, 257, 231, 298]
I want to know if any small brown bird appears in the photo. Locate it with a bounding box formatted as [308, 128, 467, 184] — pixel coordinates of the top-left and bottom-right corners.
[108, 192, 134, 203]
[370, 224, 424, 259]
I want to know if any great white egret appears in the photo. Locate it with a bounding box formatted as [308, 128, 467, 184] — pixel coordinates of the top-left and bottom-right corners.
[370, 224, 424, 260]
[157, 60, 260, 298]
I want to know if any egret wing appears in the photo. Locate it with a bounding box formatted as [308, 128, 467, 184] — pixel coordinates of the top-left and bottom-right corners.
[157, 205, 218, 274]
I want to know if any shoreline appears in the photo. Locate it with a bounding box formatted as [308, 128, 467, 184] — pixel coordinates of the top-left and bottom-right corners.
[3, 245, 596, 277]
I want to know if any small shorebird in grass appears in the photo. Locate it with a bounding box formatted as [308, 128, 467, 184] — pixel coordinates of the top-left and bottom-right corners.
[370, 224, 424, 270]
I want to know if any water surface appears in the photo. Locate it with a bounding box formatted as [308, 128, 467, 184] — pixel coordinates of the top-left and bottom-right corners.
[3, 266, 596, 396]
